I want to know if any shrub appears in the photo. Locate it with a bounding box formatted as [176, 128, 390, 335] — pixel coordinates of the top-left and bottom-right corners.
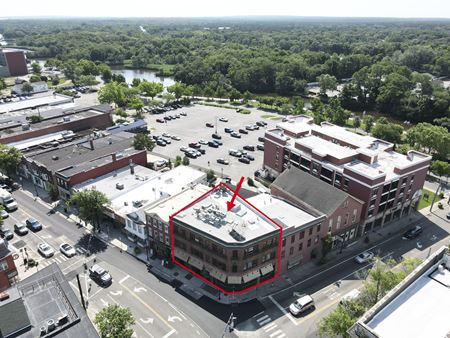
[247, 177, 255, 187]
[134, 246, 142, 255]
[438, 202, 444, 209]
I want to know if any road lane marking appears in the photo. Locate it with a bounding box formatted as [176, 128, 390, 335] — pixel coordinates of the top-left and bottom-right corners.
[62, 256, 84, 272]
[275, 334, 286, 338]
[268, 296, 297, 326]
[256, 314, 269, 322]
[258, 318, 271, 326]
[120, 283, 176, 332]
[168, 303, 187, 320]
[269, 329, 283, 337]
[263, 323, 277, 332]
[252, 311, 264, 318]
[119, 275, 130, 284]
[162, 329, 176, 338]
[136, 321, 156, 338]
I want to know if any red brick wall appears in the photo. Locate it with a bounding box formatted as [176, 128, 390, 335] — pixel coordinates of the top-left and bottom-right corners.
[4, 51, 27, 76]
[66, 150, 147, 187]
[0, 255, 17, 291]
[0, 112, 113, 144]
[263, 139, 284, 173]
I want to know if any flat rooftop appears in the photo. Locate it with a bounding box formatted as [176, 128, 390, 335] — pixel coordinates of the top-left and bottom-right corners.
[366, 255, 450, 338]
[175, 186, 280, 244]
[8, 130, 76, 150]
[0, 93, 73, 114]
[295, 135, 357, 159]
[247, 194, 320, 229]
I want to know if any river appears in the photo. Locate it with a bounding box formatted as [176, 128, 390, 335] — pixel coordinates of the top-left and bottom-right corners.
[110, 66, 175, 88]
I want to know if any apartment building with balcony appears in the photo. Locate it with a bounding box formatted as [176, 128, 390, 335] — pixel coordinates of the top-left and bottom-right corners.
[146, 184, 324, 292]
[263, 116, 431, 235]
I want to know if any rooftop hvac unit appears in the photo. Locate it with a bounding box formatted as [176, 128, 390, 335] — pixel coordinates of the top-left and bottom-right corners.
[47, 319, 56, 332]
[57, 314, 68, 325]
[63, 116, 70, 122]
[22, 123, 30, 131]
[40, 326, 47, 336]
[116, 182, 124, 190]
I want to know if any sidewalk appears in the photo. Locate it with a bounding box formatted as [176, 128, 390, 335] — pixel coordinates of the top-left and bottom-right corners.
[46, 189, 449, 305]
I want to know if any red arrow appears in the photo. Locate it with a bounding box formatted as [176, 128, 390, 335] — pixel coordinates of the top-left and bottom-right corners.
[226, 176, 245, 211]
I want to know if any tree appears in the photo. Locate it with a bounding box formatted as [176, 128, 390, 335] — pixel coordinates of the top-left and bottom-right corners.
[162, 92, 175, 105]
[406, 123, 450, 159]
[0, 144, 22, 177]
[167, 82, 186, 100]
[94, 304, 135, 338]
[27, 115, 43, 124]
[132, 133, 154, 151]
[128, 97, 144, 113]
[371, 122, 404, 144]
[29, 75, 41, 83]
[174, 155, 182, 167]
[318, 300, 364, 338]
[98, 63, 112, 83]
[139, 81, 163, 99]
[48, 184, 59, 201]
[317, 74, 337, 96]
[207, 170, 216, 181]
[182, 156, 190, 166]
[98, 82, 127, 107]
[229, 88, 241, 102]
[132, 78, 141, 87]
[353, 116, 361, 129]
[242, 90, 252, 103]
[31, 62, 41, 74]
[430, 160, 450, 178]
[67, 189, 110, 231]
[363, 115, 375, 133]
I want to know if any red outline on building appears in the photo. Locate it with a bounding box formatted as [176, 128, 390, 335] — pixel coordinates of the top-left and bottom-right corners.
[169, 182, 283, 295]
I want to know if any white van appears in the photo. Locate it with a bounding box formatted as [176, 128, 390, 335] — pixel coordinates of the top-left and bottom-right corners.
[289, 295, 315, 316]
[340, 289, 361, 304]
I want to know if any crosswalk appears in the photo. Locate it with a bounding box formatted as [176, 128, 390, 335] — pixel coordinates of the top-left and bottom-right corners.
[255, 313, 287, 338]
[39, 253, 74, 267]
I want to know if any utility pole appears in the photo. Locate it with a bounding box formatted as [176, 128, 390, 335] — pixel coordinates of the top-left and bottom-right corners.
[221, 312, 237, 337]
[429, 175, 445, 212]
[76, 274, 87, 310]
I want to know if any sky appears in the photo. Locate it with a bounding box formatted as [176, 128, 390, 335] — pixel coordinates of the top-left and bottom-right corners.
[1, 0, 450, 18]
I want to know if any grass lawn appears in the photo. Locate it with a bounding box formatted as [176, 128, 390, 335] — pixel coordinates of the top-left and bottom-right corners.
[261, 114, 282, 120]
[417, 188, 443, 210]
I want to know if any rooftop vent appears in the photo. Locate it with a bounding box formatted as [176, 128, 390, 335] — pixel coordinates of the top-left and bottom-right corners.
[40, 326, 46, 336]
[22, 123, 30, 131]
[47, 319, 56, 332]
[116, 182, 124, 190]
[229, 229, 245, 242]
[63, 116, 70, 122]
[52, 155, 59, 161]
[57, 313, 68, 325]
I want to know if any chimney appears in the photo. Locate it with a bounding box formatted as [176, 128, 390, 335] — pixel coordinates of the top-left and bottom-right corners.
[89, 139, 94, 150]
[112, 153, 116, 162]
[129, 159, 134, 175]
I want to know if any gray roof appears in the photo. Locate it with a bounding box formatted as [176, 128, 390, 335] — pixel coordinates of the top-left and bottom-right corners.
[0, 263, 99, 338]
[0, 287, 31, 337]
[271, 167, 350, 215]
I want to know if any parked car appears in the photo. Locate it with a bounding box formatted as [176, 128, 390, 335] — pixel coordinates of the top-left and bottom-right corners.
[198, 148, 206, 155]
[289, 295, 315, 316]
[208, 141, 219, 148]
[402, 225, 423, 240]
[257, 144, 264, 151]
[180, 112, 187, 116]
[14, 223, 28, 236]
[199, 139, 208, 145]
[243, 145, 255, 151]
[0, 228, 13, 240]
[229, 149, 242, 157]
[340, 289, 361, 304]
[38, 242, 55, 258]
[0, 209, 8, 219]
[213, 139, 223, 146]
[206, 123, 214, 128]
[230, 132, 241, 138]
[354, 251, 374, 264]
[256, 121, 267, 127]
[162, 133, 171, 138]
[238, 157, 251, 164]
[188, 142, 201, 149]
[180, 146, 189, 153]
[217, 158, 230, 165]
[212, 133, 222, 139]
[26, 218, 42, 232]
[0, 184, 12, 193]
[243, 154, 255, 161]
[171, 135, 181, 141]
[258, 136, 265, 142]
[219, 117, 228, 122]
[156, 139, 167, 146]
[252, 124, 260, 130]
[60, 243, 76, 257]
[239, 129, 248, 134]
[89, 264, 112, 286]
[162, 138, 171, 144]
[446, 212, 450, 220]
[245, 125, 254, 131]
[185, 151, 197, 159]
[156, 118, 165, 123]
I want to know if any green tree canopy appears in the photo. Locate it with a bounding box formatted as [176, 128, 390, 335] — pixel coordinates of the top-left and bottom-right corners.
[94, 304, 135, 338]
[133, 133, 155, 151]
[430, 160, 450, 177]
[167, 82, 186, 100]
[98, 81, 127, 107]
[67, 189, 110, 231]
[128, 97, 144, 112]
[139, 81, 163, 99]
[406, 122, 450, 159]
[317, 74, 337, 96]
[31, 62, 41, 74]
[371, 122, 404, 144]
[0, 144, 22, 177]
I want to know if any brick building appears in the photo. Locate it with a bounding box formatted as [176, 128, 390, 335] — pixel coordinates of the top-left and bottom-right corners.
[0, 239, 18, 292]
[263, 116, 431, 235]
[0, 49, 27, 77]
[271, 167, 364, 250]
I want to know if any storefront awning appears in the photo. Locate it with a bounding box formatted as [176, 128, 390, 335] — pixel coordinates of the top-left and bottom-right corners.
[174, 248, 189, 262]
[242, 269, 261, 283]
[260, 263, 274, 275]
[208, 268, 227, 283]
[188, 256, 204, 270]
[227, 275, 243, 284]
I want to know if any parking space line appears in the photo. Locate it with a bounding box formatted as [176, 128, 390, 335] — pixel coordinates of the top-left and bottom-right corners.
[162, 329, 176, 338]
[136, 321, 156, 338]
[269, 329, 283, 337]
[268, 296, 297, 326]
[119, 275, 130, 284]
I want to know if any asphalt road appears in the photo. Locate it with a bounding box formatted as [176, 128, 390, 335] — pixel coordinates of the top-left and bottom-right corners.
[146, 104, 280, 181]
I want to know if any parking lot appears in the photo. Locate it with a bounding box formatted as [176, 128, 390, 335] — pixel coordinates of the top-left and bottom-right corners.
[147, 104, 280, 182]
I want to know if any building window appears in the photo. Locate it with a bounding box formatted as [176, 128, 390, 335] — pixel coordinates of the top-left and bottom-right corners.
[232, 250, 238, 260]
[282, 238, 286, 247]
[343, 178, 349, 190]
[344, 200, 348, 208]
[307, 239, 311, 247]
[232, 265, 237, 273]
[281, 251, 285, 258]
[352, 209, 357, 223]
[328, 219, 333, 232]
[314, 235, 319, 244]
[291, 236, 295, 244]
[299, 231, 305, 239]
[289, 247, 294, 255]
[372, 188, 379, 198]
[298, 243, 303, 251]
[317, 224, 321, 233]
[382, 184, 390, 194]
[337, 216, 341, 229]
[309, 228, 313, 236]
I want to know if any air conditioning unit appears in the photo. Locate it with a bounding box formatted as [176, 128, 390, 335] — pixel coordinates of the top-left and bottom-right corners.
[116, 182, 124, 190]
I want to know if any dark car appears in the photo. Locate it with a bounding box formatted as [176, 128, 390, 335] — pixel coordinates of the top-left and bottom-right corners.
[446, 212, 450, 220]
[402, 226, 423, 240]
[217, 158, 230, 165]
[208, 141, 219, 148]
[257, 144, 265, 151]
[258, 136, 265, 142]
[239, 129, 248, 134]
[224, 127, 234, 133]
[243, 145, 255, 151]
[198, 148, 206, 155]
[219, 117, 228, 122]
[206, 123, 214, 128]
[188, 142, 201, 149]
[256, 121, 267, 127]
[180, 112, 187, 116]
[164, 116, 171, 121]
[230, 132, 241, 138]
[156, 118, 165, 123]
[212, 133, 222, 140]
[26, 218, 42, 232]
[213, 139, 223, 146]
[243, 154, 255, 161]
[238, 157, 251, 164]
[0, 228, 13, 241]
[89, 264, 112, 286]
[185, 151, 197, 159]
[156, 139, 167, 146]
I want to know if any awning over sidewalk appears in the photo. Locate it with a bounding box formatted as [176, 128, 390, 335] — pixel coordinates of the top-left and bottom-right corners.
[260, 263, 274, 275]
[242, 269, 261, 283]
[188, 256, 204, 270]
[174, 248, 189, 262]
[208, 268, 227, 283]
[227, 275, 243, 284]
